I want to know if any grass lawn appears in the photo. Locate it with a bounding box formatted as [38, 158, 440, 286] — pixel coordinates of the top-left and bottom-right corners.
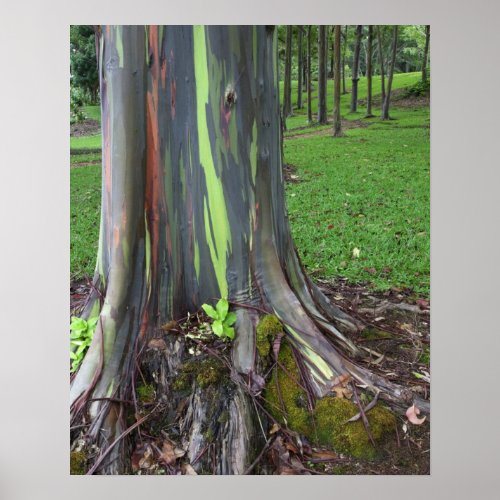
[70, 73, 429, 296]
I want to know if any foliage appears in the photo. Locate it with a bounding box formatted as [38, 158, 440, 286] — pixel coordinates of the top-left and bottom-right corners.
[70, 86, 87, 124]
[201, 298, 237, 340]
[70, 315, 98, 372]
[403, 79, 430, 97]
[70, 25, 99, 104]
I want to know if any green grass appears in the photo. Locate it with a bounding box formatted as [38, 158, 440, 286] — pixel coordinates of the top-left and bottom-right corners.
[284, 108, 430, 296]
[70, 73, 430, 296]
[70, 134, 102, 150]
[82, 105, 101, 121]
[70, 165, 101, 279]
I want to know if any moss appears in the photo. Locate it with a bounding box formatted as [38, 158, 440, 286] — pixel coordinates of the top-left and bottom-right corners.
[313, 397, 396, 460]
[264, 341, 311, 436]
[136, 383, 155, 403]
[419, 347, 430, 365]
[256, 314, 283, 358]
[172, 358, 226, 391]
[264, 340, 396, 460]
[361, 327, 393, 340]
[70, 450, 87, 475]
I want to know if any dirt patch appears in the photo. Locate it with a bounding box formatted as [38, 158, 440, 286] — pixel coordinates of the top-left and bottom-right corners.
[71, 119, 101, 137]
[283, 163, 301, 183]
[358, 87, 429, 109]
[71, 160, 101, 169]
[286, 119, 369, 141]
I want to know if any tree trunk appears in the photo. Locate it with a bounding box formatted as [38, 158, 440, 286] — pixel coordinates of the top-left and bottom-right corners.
[283, 25, 293, 121]
[329, 28, 334, 78]
[333, 25, 343, 137]
[422, 25, 430, 82]
[341, 25, 348, 94]
[317, 25, 327, 124]
[377, 26, 386, 103]
[307, 25, 313, 123]
[70, 25, 427, 475]
[297, 26, 304, 109]
[365, 26, 374, 117]
[350, 25, 363, 113]
[381, 26, 398, 120]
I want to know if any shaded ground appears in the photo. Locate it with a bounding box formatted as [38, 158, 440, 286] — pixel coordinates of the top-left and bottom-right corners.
[70, 119, 100, 137]
[70, 277, 430, 475]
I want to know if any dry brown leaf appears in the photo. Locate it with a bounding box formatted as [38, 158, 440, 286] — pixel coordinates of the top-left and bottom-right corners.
[161, 320, 177, 332]
[406, 404, 426, 425]
[138, 445, 155, 469]
[269, 423, 281, 435]
[160, 440, 185, 465]
[311, 449, 337, 460]
[148, 338, 167, 350]
[181, 463, 198, 475]
[332, 374, 353, 399]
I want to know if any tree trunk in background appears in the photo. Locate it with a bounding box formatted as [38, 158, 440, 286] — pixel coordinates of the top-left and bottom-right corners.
[377, 26, 386, 103]
[381, 25, 398, 120]
[329, 28, 334, 78]
[341, 25, 348, 94]
[283, 25, 293, 124]
[70, 25, 426, 475]
[333, 25, 342, 137]
[350, 25, 363, 113]
[307, 25, 313, 123]
[422, 25, 430, 82]
[318, 25, 328, 124]
[297, 26, 304, 109]
[365, 26, 374, 117]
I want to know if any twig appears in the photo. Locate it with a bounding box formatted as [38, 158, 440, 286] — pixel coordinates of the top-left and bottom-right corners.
[243, 437, 274, 475]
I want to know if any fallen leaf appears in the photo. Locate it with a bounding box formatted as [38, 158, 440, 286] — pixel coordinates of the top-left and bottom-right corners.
[352, 247, 361, 259]
[416, 299, 430, 309]
[311, 449, 337, 460]
[327, 224, 334, 230]
[148, 338, 167, 350]
[161, 320, 177, 332]
[364, 267, 376, 274]
[332, 374, 353, 399]
[160, 440, 185, 465]
[138, 445, 155, 469]
[406, 404, 426, 425]
[181, 463, 198, 475]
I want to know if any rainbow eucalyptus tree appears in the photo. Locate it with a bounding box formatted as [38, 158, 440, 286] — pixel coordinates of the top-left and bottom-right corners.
[70, 25, 426, 475]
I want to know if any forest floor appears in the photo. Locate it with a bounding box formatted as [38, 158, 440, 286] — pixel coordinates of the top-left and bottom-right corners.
[70, 72, 430, 475]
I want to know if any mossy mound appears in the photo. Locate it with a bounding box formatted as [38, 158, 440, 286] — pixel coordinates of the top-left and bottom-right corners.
[361, 327, 393, 341]
[136, 383, 155, 403]
[264, 340, 396, 460]
[172, 357, 226, 391]
[70, 450, 87, 475]
[314, 397, 396, 459]
[256, 315, 283, 358]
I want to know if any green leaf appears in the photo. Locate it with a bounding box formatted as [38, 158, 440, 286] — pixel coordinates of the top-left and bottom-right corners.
[222, 325, 235, 340]
[224, 312, 237, 326]
[202, 304, 219, 320]
[87, 316, 99, 330]
[69, 351, 78, 360]
[212, 320, 224, 337]
[70, 317, 87, 331]
[216, 298, 229, 321]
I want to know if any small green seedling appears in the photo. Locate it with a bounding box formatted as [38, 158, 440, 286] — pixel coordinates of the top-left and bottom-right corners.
[201, 298, 237, 340]
[70, 315, 98, 373]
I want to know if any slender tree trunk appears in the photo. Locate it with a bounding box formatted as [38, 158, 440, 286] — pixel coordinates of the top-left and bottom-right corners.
[70, 25, 427, 475]
[422, 25, 430, 82]
[307, 25, 313, 123]
[377, 26, 386, 103]
[333, 25, 342, 137]
[297, 26, 304, 109]
[283, 25, 293, 121]
[381, 25, 398, 120]
[329, 28, 334, 78]
[317, 25, 327, 124]
[365, 26, 374, 118]
[350, 25, 363, 113]
[341, 25, 348, 94]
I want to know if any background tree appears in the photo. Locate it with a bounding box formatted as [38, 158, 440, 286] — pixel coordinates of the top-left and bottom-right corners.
[283, 25, 293, 123]
[317, 25, 328, 124]
[307, 25, 313, 123]
[297, 26, 304, 109]
[70, 25, 99, 104]
[341, 25, 348, 94]
[350, 25, 363, 113]
[376, 26, 386, 103]
[422, 25, 430, 82]
[365, 25, 374, 117]
[382, 25, 399, 120]
[333, 25, 343, 137]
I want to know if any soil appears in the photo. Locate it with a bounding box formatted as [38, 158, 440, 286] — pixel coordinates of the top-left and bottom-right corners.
[70, 276, 430, 475]
[358, 87, 430, 109]
[70, 119, 101, 137]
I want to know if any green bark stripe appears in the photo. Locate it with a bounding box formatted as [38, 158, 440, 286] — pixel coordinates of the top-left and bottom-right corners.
[193, 25, 230, 298]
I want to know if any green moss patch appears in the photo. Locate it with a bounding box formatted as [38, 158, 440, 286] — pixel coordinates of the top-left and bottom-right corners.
[264, 340, 396, 460]
[256, 315, 283, 358]
[70, 450, 87, 475]
[172, 358, 226, 391]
